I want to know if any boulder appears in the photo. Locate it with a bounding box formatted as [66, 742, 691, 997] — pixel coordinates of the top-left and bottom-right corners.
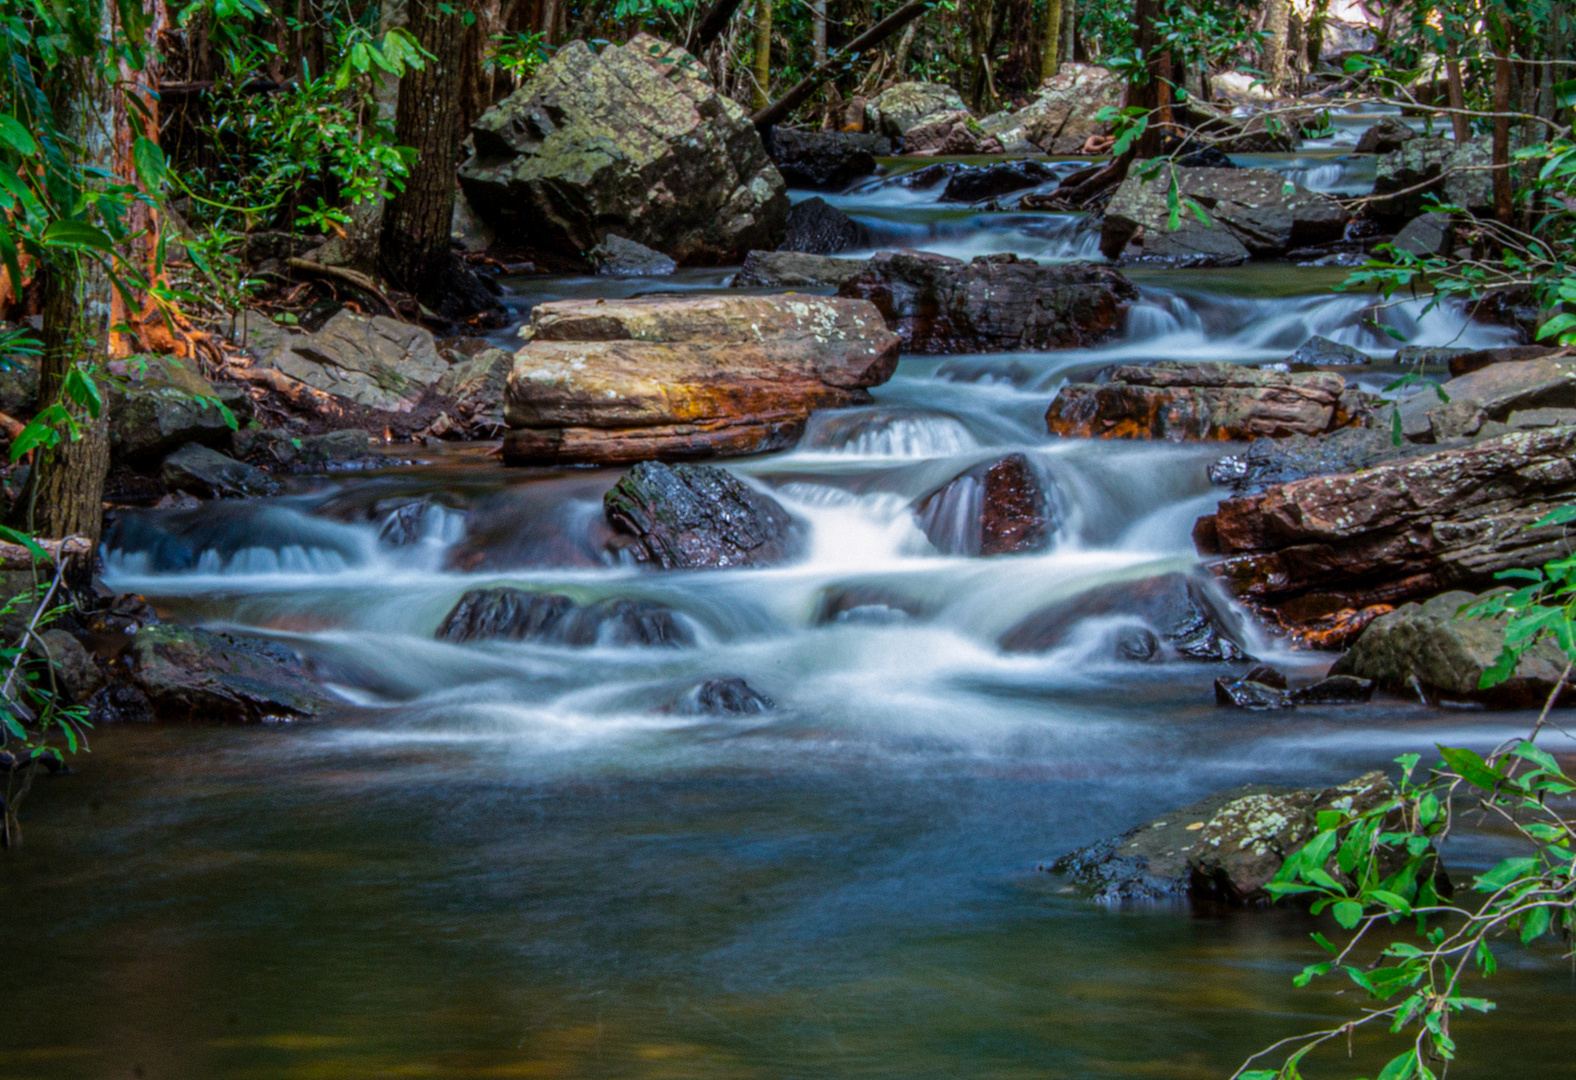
[458, 34, 788, 265]
[1372, 136, 1492, 220]
[1394, 357, 1576, 443]
[769, 129, 889, 190]
[160, 443, 282, 499]
[239, 308, 448, 413]
[780, 197, 865, 255]
[938, 160, 1060, 203]
[1000, 571, 1251, 662]
[1392, 211, 1453, 257]
[866, 82, 969, 140]
[1102, 166, 1347, 264]
[1046, 362, 1359, 441]
[902, 110, 981, 155]
[915, 453, 1052, 556]
[670, 676, 775, 715]
[123, 624, 339, 723]
[1214, 673, 1295, 710]
[1355, 116, 1417, 154]
[433, 347, 513, 435]
[603, 461, 803, 570]
[588, 234, 676, 276]
[1290, 335, 1369, 366]
[1010, 63, 1123, 153]
[231, 428, 386, 473]
[435, 587, 695, 647]
[1447, 344, 1564, 379]
[1205, 426, 1443, 494]
[836, 251, 1137, 353]
[1330, 590, 1576, 707]
[31, 628, 104, 702]
[1214, 669, 1374, 710]
[500, 294, 900, 466]
[1198, 426, 1576, 625]
[109, 357, 243, 461]
[733, 250, 869, 288]
[1050, 772, 1401, 905]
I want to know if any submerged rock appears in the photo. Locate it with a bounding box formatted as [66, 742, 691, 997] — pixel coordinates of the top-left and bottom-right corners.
[161, 443, 282, 499]
[1198, 426, 1576, 624]
[938, 160, 1060, 204]
[1330, 591, 1576, 706]
[604, 461, 802, 570]
[588, 234, 677, 276]
[837, 251, 1136, 353]
[780, 196, 865, 255]
[122, 624, 339, 723]
[769, 129, 887, 190]
[1046, 362, 1360, 441]
[1050, 771, 1410, 905]
[1000, 571, 1250, 662]
[436, 587, 696, 648]
[670, 676, 775, 716]
[501, 294, 900, 466]
[1102, 166, 1347, 266]
[915, 453, 1052, 556]
[1290, 335, 1369, 366]
[458, 34, 787, 265]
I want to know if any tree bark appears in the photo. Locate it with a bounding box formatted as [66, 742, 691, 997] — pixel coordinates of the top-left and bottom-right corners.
[379, 0, 468, 306]
[1492, 44, 1513, 226]
[1059, 0, 1076, 66]
[753, 0, 773, 109]
[813, 0, 827, 64]
[1261, 0, 1290, 93]
[26, 1, 118, 543]
[1041, 0, 1063, 83]
[1128, 0, 1166, 158]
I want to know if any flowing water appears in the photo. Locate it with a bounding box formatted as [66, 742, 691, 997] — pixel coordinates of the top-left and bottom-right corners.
[3, 154, 1573, 1080]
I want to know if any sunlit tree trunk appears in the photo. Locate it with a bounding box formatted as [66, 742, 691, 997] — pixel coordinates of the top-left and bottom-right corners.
[753, 0, 773, 109]
[1059, 0, 1076, 66]
[1261, 0, 1290, 92]
[380, 0, 467, 305]
[812, 0, 826, 64]
[1041, 0, 1063, 84]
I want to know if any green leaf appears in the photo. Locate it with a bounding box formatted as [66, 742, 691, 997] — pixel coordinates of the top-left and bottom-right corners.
[1511, 740, 1562, 775]
[1332, 900, 1364, 928]
[41, 219, 114, 251]
[0, 113, 38, 156]
[1378, 1049, 1419, 1080]
[0, 524, 48, 560]
[132, 136, 167, 190]
[1476, 856, 1540, 892]
[1520, 905, 1552, 943]
[1476, 939, 1497, 974]
[1538, 312, 1576, 340]
[1438, 745, 1503, 790]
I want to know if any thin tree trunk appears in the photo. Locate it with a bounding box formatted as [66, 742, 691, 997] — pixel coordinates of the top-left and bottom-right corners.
[1041, 0, 1063, 83]
[813, 0, 827, 64]
[1059, 0, 1076, 66]
[1129, 0, 1166, 158]
[539, 0, 559, 45]
[379, 0, 467, 304]
[1492, 45, 1513, 226]
[27, 1, 117, 543]
[753, 0, 773, 109]
[894, 20, 917, 75]
[1261, 0, 1290, 92]
[968, 0, 996, 110]
[1445, 58, 1472, 142]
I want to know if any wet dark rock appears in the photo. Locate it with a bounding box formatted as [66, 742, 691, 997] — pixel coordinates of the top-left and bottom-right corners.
[79, 593, 160, 658]
[780, 196, 865, 255]
[733, 250, 869, 289]
[672, 677, 775, 716]
[1356, 116, 1418, 154]
[1290, 335, 1369, 366]
[1394, 344, 1471, 370]
[1206, 427, 1442, 495]
[1331, 590, 1575, 706]
[1290, 675, 1375, 704]
[122, 624, 339, 723]
[1114, 626, 1162, 661]
[1243, 664, 1288, 689]
[160, 443, 282, 500]
[86, 683, 155, 724]
[813, 585, 929, 625]
[1446, 344, 1563, 379]
[837, 250, 1137, 353]
[1103, 166, 1347, 265]
[1000, 571, 1250, 661]
[1050, 771, 1403, 905]
[1047, 362, 1360, 442]
[768, 129, 888, 190]
[232, 427, 386, 473]
[110, 357, 244, 462]
[604, 462, 802, 570]
[1214, 675, 1292, 710]
[436, 587, 696, 648]
[1175, 145, 1236, 168]
[376, 499, 439, 547]
[915, 452, 1052, 556]
[30, 628, 104, 702]
[938, 161, 1059, 204]
[588, 234, 676, 276]
[458, 34, 787, 265]
[1392, 211, 1453, 257]
[1200, 427, 1576, 623]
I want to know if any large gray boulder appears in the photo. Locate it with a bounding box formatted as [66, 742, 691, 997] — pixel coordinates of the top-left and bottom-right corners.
[992, 63, 1123, 153]
[1103, 166, 1348, 265]
[1373, 136, 1493, 220]
[1331, 590, 1576, 707]
[234, 309, 447, 413]
[110, 356, 243, 461]
[1394, 357, 1576, 443]
[866, 82, 969, 141]
[459, 34, 788, 265]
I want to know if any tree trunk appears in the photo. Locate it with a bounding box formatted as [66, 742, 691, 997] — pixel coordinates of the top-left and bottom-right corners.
[813, 0, 827, 64]
[539, 0, 559, 45]
[1059, 0, 1076, 66]
[1129, 0, 1166, 158]
[1261, 0, 1290, 92]
[1492, 45, 1513, 226]
[753, 0, 773, 109]
[968, 0, 996, 110]
[26, 1, 118, 543]
[1445, 57, 1471, 142]
[1306, 0, 1327, 68]
[1041, 0, 1063, 83]
[379, 0, 468, 306]
[894, 20, 918, 75]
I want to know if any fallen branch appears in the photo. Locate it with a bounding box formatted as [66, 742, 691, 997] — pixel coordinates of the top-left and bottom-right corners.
[687, 0, 749, 53]
[228, 364, 347, 416]
[751, 0, 931, 133]
[0, 536, 91, 573]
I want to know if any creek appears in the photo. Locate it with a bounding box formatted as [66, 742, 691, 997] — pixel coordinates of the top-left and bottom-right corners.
[1, 154, 1572, 1080]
